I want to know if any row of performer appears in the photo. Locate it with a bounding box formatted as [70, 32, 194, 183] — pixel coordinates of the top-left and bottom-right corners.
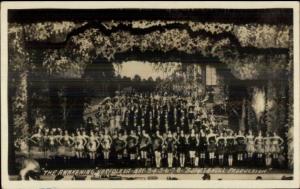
[15, 127, 285, 168]
[84, 94, 219, 134]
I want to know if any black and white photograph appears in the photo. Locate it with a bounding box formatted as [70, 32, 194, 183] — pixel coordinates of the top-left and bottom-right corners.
[1, 1, 299, 189]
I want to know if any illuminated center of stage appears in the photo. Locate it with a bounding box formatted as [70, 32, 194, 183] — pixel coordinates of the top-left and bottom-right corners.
[113, 61, 179, 80]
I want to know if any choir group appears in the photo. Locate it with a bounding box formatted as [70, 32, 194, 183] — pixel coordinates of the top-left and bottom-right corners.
[14, 93, 285, 169]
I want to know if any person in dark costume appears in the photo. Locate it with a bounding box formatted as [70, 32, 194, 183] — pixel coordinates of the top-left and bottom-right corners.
[165, 130, 175, 168]
[226, 131, 235, 167]
[235, 130, 246, 166]
[144, 108, 151, 132]
[159, 110, 166, 133]
[194, 114, 202, 132]
[128, 106, 135, 131]
[152, 105, 159, 133]
[112, 132, 126, 166]
[176, 106, 182, 129]
[127, 130, 139, 165]
[216, 132, 226, 166]
[152, 130, 164, 168]
[168, 105, 175, 132]
[188, 106, 195, 130]
[183, 112, 190, 134]
[124, 109, 130, 131]
[207, 129, 217, 166]
[188, 129, 198, 167]
[198, 129, 207, 167]
[137, 105, 143, 127]
[86, 117, 94, 133]
[177, 130, 187, 168]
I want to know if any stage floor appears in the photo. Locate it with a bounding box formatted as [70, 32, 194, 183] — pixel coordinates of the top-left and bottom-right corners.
[31, 167, 292, 180]
[10, 173, 293, 180]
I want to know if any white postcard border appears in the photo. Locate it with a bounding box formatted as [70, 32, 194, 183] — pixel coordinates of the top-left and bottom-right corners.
[1, 1, 299, 189]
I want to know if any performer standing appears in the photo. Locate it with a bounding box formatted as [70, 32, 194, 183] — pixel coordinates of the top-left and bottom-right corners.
[177, 130, 187, 168]
[235, 130, 246, 166]
[47, 130, 58, 159]
[175, 105, 181, 129]
[149, 112, 153, 134]
[96, 130, 104, 161]
[207, 129, 217, 166]
[198, 129, 207, 167]
[57, 130, 75, 166]
[115, 108, 122, 131]
[194, 133, 200, 167]
[128, 106, 135, 131]
[188, 129, 198, 167]
[87, 130, 100, 164]
[101, 129, 112, 166]
[245, 130, 255, 164]
[127, 130, 139, 165]
[194, 114, 202, 132]
[81, 130, 89, 158]
[109, 107, 116, 134]
[112, 131, 126, 166]
[139, 129, 151, 167]
[188, 106, 195, 130]
[69, 132, 77, 164]
[121, 102, 128, 127]
[43, 129, 50, 160]
[167, 105, 175, 132]
[264, 132, 272, 168]
[159, 109, 166, 133]
[255, 130, 265, 167]
[226, 131, 235, 167]
[75, 130, 87, 159]
[183, 113, 190, 134]
[270, 131, 284, 165]
[124, 108, 130, 131]
[54, 129, 64, 157]
[29, 128, 44, 158]
[216, 132, 226, 166]
[122, 130, 129, 162]
[165, 130, 175, 168]
[172, 132, 179, 167]
[86, 117, 94, 133]
[152, 130, 164, 168]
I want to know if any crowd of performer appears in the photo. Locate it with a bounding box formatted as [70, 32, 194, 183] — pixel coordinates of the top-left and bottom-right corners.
[14, 93, 285, 169]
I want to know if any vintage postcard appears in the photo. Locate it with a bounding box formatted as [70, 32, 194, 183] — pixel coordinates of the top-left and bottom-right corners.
[1, 1, 299, 189]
